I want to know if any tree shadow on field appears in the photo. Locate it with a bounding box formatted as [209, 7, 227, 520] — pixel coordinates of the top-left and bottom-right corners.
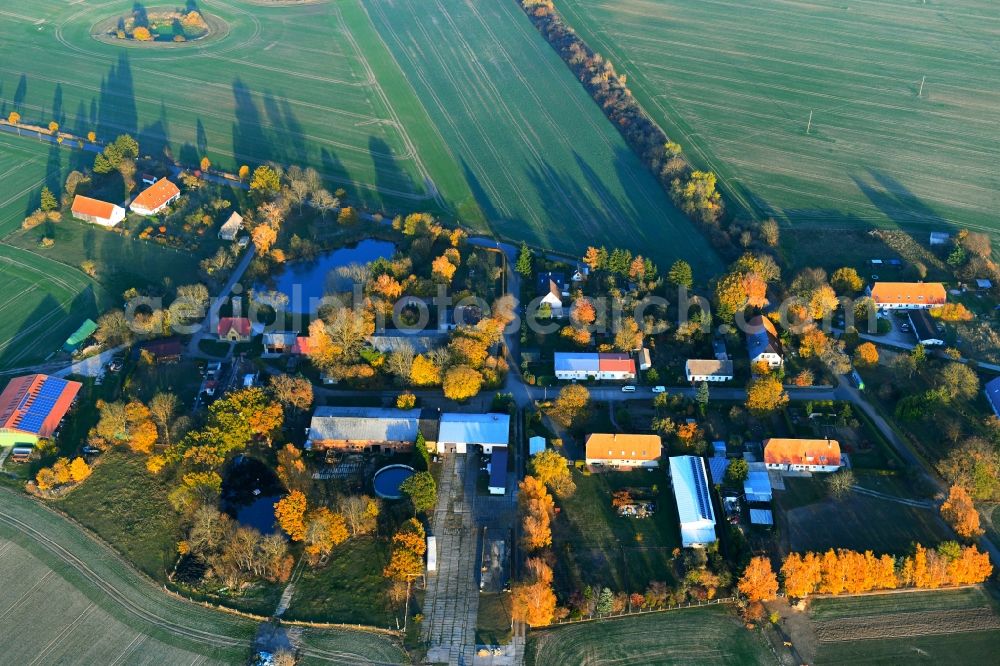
[232, 77, 279, 168]
[319, 147, 348, 194]
[0, 286, 98, 371]
[97, 53, 138, 140]
[368, 136, 417, 212]
[851, 168, 950, 230]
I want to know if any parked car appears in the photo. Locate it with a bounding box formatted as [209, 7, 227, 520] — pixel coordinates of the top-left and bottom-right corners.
[651, 386, 666, 393]
[621, 385, 636, 393]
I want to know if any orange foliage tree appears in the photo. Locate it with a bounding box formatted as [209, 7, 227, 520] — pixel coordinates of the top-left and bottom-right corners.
[519, 476, 554, 552]
[274, 490, 308, 541]
[738, 556, 779, 602]
[745, 375, 788, 415]
[941, 484, 983, 539]
[853, 342, 879, 367]
[511, 558, 557, 626]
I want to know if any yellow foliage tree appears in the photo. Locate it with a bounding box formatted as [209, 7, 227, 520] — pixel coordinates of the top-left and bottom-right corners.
[410, 354, 441, 386]
[69, 457, 91, 483]
[853, 342, 879, 368]
[133, 26, 152, 41]
[431, 254, 457, 283]
[252, 224, 277, 253]
[442, 365, 483, 401]
[48, 121, 59, 134]
[238, 165, 250, 180]
[7, 111, 21, 124]
[745, 375, 788, 415]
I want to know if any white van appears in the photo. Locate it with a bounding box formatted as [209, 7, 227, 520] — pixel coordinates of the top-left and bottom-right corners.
[651, 386, 666, 393]
[621, 385, 636, 393]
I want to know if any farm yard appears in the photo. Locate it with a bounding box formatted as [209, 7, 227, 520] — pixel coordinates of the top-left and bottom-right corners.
[557, 0, 1000, 241]
[363, 0, 722, 272]
[805, 588, 1000, 664]
[0, 487, 407, 664]
[524, 605, 772, 666]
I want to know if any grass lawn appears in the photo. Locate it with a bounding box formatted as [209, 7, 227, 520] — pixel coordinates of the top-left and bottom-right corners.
[558, 0, 1000, 240]
[362, 0, 722, 273]
[525, 605, 772, 666]
[284, 537, 396, 628]
[58, 450, 182, 580]
[476, 592, 513, 646]
[552, 468, 680, 595]
[778, 475, 951, 554]
[808, 587, 1000, 664]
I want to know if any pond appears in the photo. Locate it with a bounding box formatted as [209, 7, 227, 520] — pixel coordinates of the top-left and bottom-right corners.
[254, 239, 396, 313]
[373, 464, 415, 500]
[221, 455, 285, 535]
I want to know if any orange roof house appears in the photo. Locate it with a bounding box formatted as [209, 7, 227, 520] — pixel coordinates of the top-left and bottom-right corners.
[0, 374, 82, 446]
[764, 438, 841, 472]
[129, 178, 180, 216]
[217, 317, 252, 342]
[585, 433, 661, 468]
[71, 195, 126, 227]
[870, 282, 946, 309]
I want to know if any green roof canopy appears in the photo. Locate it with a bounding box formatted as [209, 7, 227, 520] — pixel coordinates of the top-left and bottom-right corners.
[63, 319, 98, 352]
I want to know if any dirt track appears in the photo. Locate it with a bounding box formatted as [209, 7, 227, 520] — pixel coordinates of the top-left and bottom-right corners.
[814, 607, 1000, 642]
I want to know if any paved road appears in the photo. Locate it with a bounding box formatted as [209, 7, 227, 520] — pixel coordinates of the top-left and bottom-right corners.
[424, 455, 480, 665]
[185, 244, 257, 357]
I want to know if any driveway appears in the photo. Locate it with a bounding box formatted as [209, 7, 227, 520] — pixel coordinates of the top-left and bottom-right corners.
[423, 454, 480, 665]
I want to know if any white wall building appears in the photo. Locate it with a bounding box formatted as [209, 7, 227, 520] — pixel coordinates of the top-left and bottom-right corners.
[669, 456, 717, 548]
[436, 413, 510, 454]
[685, 359, 734, 382]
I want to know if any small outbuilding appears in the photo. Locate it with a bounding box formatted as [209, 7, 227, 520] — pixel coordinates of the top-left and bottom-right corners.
[668, 455, 717, 548]
[743, 466, 773, 503]
[218, 317, 252, 342]
[218, 212, 243, 240]
[908, 309, 944, 346]
[129, 178, 180, 216]
[62, 319, 98, 353]
[529, 436, 546, 456]
[488, 447, 508, 495]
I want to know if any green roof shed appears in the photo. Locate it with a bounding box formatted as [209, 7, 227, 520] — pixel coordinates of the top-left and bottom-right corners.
[63, 319, 98, 352]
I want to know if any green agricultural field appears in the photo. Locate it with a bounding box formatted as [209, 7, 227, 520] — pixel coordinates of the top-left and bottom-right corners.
[0, 0, 460, 215]
[0, 242, 99, 369]
[807, 587, 1000, 664]
[525, 605, 772, 666]
[557, 0, 1000, 239]
[0, 487, 407, 664]
[362, 0, 722, 272]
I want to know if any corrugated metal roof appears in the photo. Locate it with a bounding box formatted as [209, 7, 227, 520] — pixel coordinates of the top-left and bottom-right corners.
[987, 377, 1000, 417]
[743, 469, 772, 502]
[369, 332, 446, 354]
[438, 413, 510, 446]
[707, 456, 730, 485]
[309, 407, 422, 442]
[750, 509, 774, 525]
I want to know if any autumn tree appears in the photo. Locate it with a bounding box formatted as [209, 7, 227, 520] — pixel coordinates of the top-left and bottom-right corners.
[48, 121, 59, 134]
[940, 438, 1000, 501]
[442, 365, 483, 401]
[511, 558, 557, 627]
[383, 518, 426, 580]
[745, 375, 788, 415]
[940, 484, 983, 539]
[7, 111, 20, 124]
[148, 392, 179, 445]
[410, 354, 442, 386]
[853, 342, 879, 368]
[269, 374, 314, 414]
[780, 552, 822, 599]
[550, 384, 590, 428]
[250, 165, 281, 198]
[830, 267, 864, 294]
[274, 490, 308, 541]
[276, 443, 311, 494]
[431, 254, 457, 283]
[529, 449, 576, 497]
[252, 224, 277, 253]
[826, 469, 855, 499]
[739, 557, 779, 602]
[930, 303, 974, 322]
[303, 507, 349, 564]
[340, 495, 380, 536]
[200, 157, 211, 172]
[935, 363, 979, 403]
[69, 457, 91, 483]
[238, 165, 250, 180]
[519, 476, 554, 552]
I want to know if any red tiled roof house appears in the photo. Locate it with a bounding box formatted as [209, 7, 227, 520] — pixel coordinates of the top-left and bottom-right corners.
[764, 438, 842, 473]
[129, 178, 180, 216]
[217, 317, 252, 342]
